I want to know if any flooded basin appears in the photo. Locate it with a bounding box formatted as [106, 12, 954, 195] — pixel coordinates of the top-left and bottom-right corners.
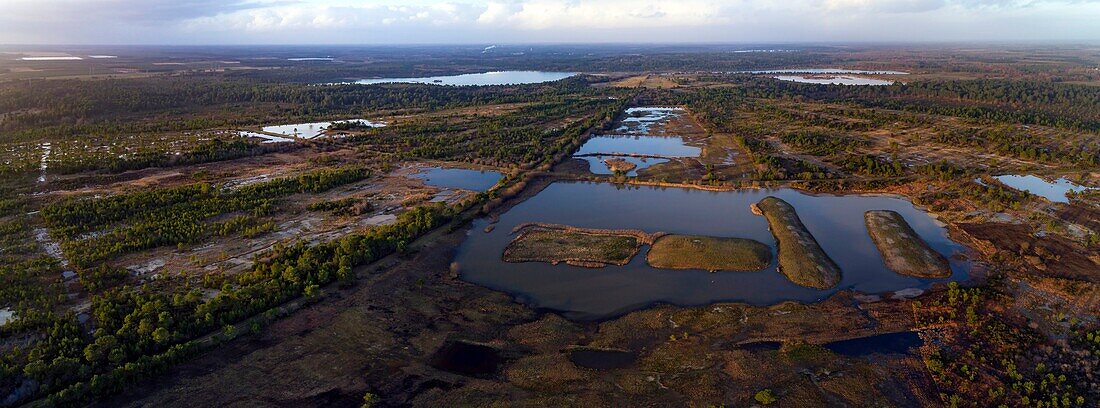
[413, 167, 502, 192]
[261, 119, 385, 139]
[568, 349, 637, 369]
[0, 308, 15, 326]
[774, 75, 895, 86]
[824, 331, 922, 357]
[239, 131, 296, 144]
[993, 175, 1095, 203]
[454, 182, 969, 320]
[616, 107, 684, 134]
[747, 68, 908, 75]
[353, 71, 576, 86]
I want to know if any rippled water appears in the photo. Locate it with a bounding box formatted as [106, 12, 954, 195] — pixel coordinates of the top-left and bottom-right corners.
[455, 182, 969, 320]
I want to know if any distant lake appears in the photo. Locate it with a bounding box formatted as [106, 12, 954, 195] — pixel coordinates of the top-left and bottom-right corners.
[352, 71, 577, 86]
[994, 175, 1095, 203]
[775, 75, 895, 86]
[747, 68, 909, 75]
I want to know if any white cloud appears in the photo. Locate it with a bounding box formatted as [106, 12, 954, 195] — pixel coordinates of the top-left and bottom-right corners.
[3, 0, 1100, 43]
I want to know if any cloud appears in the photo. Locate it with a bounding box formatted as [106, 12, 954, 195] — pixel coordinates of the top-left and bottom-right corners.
[2, 0, 1100, 44]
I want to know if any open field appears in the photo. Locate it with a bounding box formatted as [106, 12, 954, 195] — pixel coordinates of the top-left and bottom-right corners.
[503, 223, 660, 267]
[646, 234, 771, 272]
[865, 210, 951, 278]
[754, 197, 842, 289]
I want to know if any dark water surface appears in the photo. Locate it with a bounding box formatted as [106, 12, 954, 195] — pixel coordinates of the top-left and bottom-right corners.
[454, 182, 969, 320]
[824, 332, 923, 357]
[413, 167, 502, 192]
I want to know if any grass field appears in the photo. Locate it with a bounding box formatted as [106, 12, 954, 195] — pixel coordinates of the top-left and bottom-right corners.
[503, 224, 646, 267]
[864, 210, 951, 278]
[755, 197, 842, 289]
[646, 235, 771, 272]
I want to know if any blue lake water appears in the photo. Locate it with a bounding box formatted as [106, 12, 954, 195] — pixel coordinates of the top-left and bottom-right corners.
[454, 182, 969, 320]
[413, 167, 502, 192]
[574, 135, 700, 157]
[353, 71, 576, 86]
[994, 175, 1094, 203]
[576, 155, 670, 176]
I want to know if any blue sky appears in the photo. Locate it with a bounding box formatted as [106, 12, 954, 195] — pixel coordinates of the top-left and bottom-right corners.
[1, 0, 1099, 44]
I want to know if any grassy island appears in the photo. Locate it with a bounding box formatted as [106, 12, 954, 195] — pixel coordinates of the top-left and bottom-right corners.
[755, 197, 842, 289]
[864, 210, 951, 278]
[503, 223, 660, 268]
[647, 235, 771, 272]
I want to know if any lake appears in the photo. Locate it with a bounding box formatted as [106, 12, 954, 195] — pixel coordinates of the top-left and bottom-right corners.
[574, 135, 701, 158]
[261, 119, 386, 139]
[454, 182, 969, 320]
[994, 175, 1094, 203]
[575, 155, 670, 176]
[413, 167, 502, 192]
[239, 131, 296, 144]
[747, 69, 908, 75]
[352, 71, 576, 86]
[775, 75, 895, 86]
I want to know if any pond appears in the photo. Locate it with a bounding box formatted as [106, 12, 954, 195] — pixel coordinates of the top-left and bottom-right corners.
[454, 182, 969, 320]
[994, 175, 1094, 203]
[429, 341, 502, 377]
[774, 75, 895, 86]
[0, 308, 15, 326]
[616, 107, 684, 134]
[413, 167, 502, 192]
[239, 131, 296, 144]
[352, 71, 576, 86]
[568, 349, 637, 369]
[261, 119, 386, 139]
[575, 155, 670, 176]
[574, 136, 700, 158]
[824, 331, 922, 357]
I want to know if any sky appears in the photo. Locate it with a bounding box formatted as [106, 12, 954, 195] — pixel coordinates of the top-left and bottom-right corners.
[1, 0, 1099, 44]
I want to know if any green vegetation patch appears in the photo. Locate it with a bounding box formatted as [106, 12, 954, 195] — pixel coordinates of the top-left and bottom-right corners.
[864, 210, 950, 278]
[754, 197, 841, 289]
[646, 235, 771, 272]
[503, 224, 651, 268]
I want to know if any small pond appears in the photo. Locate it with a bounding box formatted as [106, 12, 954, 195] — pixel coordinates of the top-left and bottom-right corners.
[824, 331, 922, 357]
[413, 167, 502, 192]
[616, 107, 684, 134]
[262, 119, 385, 139]
[775, 75, 895, 86]
[353, 71, 576, 86]
[993, 175, 1094, 203]
[575, 155, 670, 176]
[454, 182, 969, 320]
[568, 349, 637, 369]
[574, 136, 700, 158]
[0, 308, 15, 326]
[239, 131, 296, 144]
[430, 341, 502, 376]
